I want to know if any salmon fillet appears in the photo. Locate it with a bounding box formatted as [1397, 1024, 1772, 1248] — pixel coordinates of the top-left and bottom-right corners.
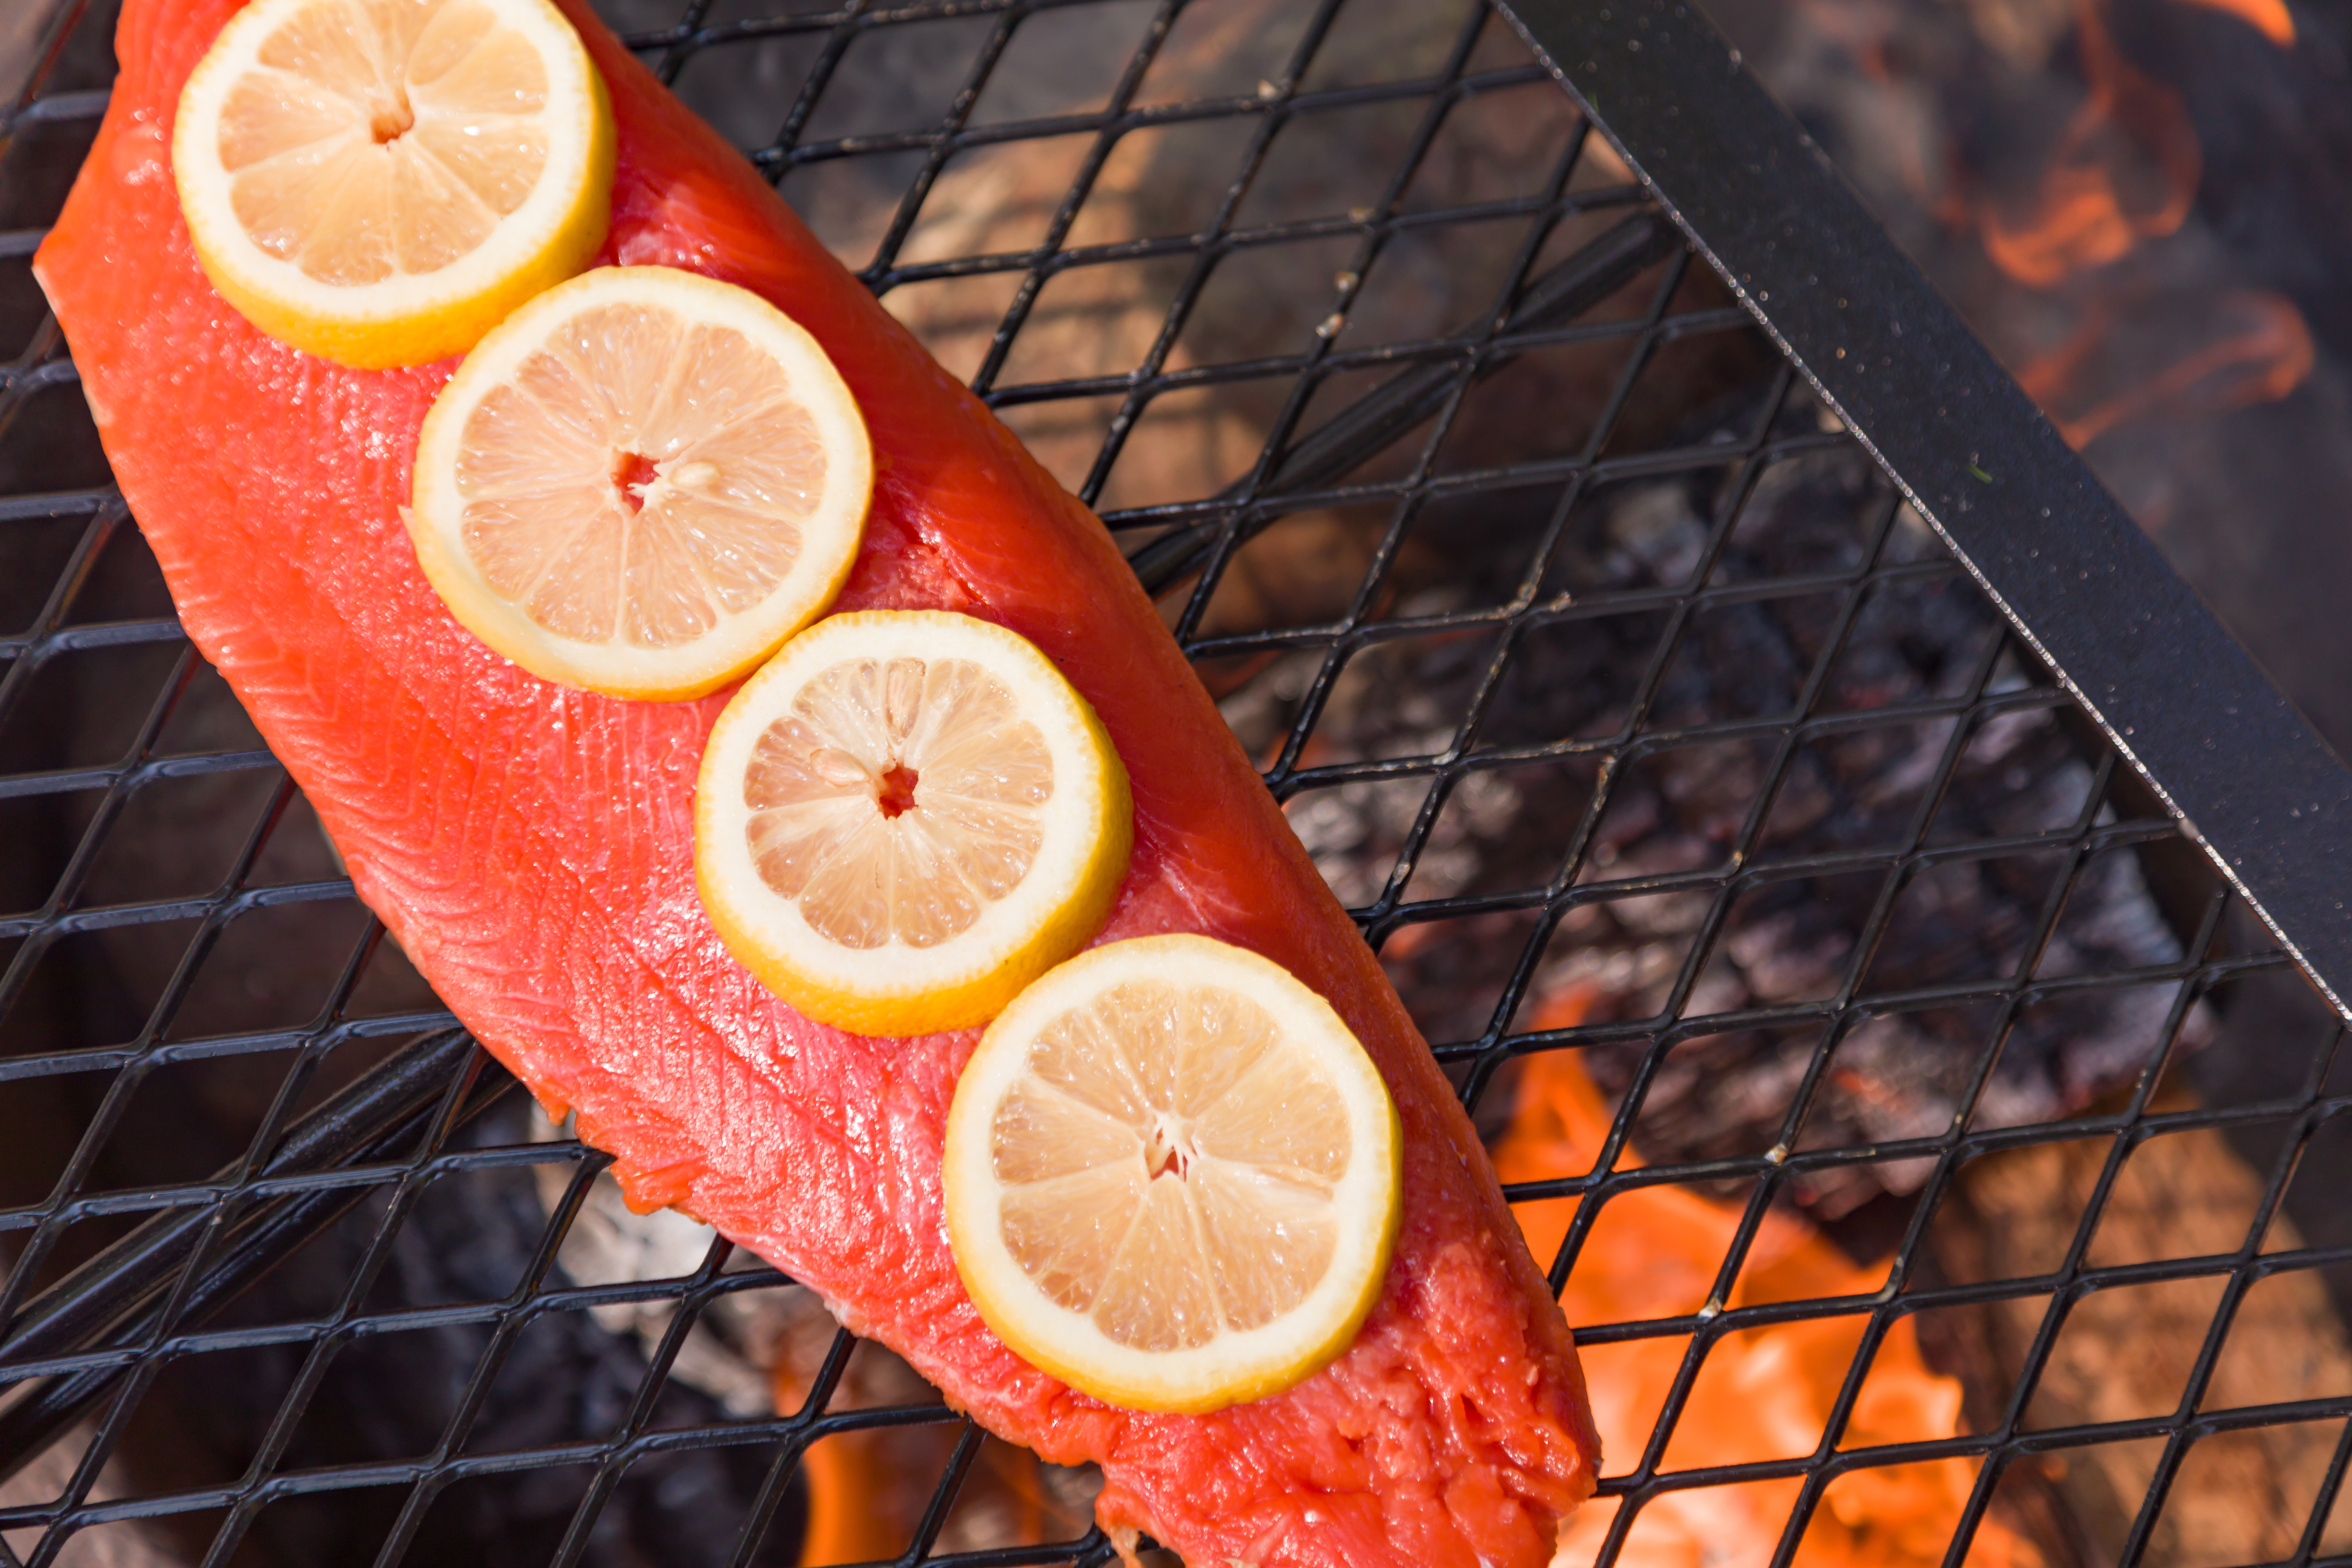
[35, 3, 1602, 1562]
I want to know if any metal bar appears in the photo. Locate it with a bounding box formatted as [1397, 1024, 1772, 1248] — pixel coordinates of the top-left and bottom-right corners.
[4, 2, 2343, 1562]
[0, 149, 1667, 1499]
[0, 1032, 516, 1483]
[1492, 0, 2352, 1023]
[1126, 209, 1682, 592]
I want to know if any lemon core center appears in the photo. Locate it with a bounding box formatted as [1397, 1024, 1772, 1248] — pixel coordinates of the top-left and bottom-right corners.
[1144, 1114, 1195, 1182]
[368, 92, 414, 145]
[611, 450, 658, 513]
[877, 763, 920, 820]
[742, 655, 1054, 950]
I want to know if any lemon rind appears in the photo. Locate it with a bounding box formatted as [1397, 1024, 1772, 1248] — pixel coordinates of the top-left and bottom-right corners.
[408, 265, 876, 700]
[695, 610, 1133, 1036]
[173, 0, 617, 370]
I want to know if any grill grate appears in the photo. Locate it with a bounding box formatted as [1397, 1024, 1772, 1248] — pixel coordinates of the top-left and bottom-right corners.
[2, 0, 2350, 1565]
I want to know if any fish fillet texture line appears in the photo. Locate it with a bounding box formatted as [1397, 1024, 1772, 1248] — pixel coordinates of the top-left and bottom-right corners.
[34, 3, 1602, 1563]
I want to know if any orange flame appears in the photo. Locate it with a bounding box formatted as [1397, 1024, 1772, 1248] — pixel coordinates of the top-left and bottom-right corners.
[774, 1358, 1049, 1564]
[2016, 286, 2314, 448]
[1950, 0, 2312, 448]
[796, 1432, 912, 1566]
[1977, 0, 2200, 287]
[2176, 0, 2295, 46]
[1496, 990, 2039, 1568]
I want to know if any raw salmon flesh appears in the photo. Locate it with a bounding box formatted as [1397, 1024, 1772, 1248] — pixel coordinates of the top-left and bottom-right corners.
[35, 2, 1602, 1562]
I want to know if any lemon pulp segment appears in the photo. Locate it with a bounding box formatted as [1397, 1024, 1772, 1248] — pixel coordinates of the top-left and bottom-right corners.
[944, 934, 1401, 1413]
[408, 266, 874, 698]
[696, 611, 1132, 1035]
[174, 0, 615, 368]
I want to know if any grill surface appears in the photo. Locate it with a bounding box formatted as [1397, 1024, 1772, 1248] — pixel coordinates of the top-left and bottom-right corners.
[2, 1, 2350, 1565]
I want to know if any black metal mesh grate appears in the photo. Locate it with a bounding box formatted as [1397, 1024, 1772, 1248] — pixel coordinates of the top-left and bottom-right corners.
[2, 0, 2350, 1564]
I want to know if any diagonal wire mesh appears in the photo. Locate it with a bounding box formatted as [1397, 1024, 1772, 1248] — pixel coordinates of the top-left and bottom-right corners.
[1, 0, 2349, 1564]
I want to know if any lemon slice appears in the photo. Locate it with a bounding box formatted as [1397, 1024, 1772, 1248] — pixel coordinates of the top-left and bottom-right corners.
[408, 266, 874, 698]
[173, 0, 615, 369]
[944, 934, 1401, 1413]
[695, 610, 1133, 1034]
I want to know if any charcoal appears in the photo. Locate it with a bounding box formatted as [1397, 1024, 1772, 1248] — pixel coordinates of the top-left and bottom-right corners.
[87, 1097, 803, 1568]
[1260, 430, 2211, 1215]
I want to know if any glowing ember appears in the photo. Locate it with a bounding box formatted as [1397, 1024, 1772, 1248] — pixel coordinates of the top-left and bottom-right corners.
[1496, 990, 2042, 1568]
